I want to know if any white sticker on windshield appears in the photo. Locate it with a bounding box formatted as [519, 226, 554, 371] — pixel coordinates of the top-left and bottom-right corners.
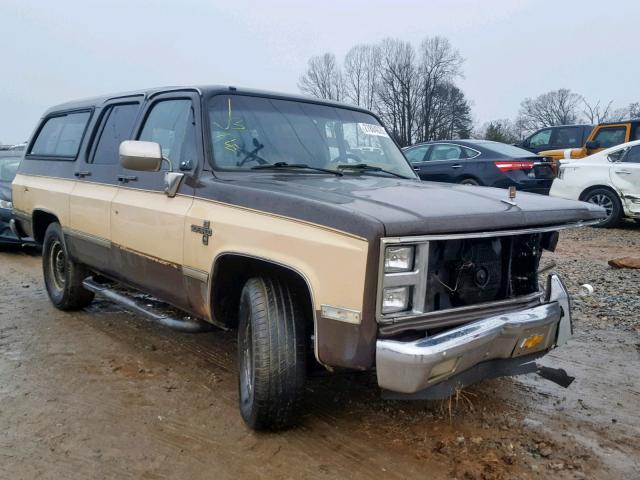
[359, 123, 389, 137]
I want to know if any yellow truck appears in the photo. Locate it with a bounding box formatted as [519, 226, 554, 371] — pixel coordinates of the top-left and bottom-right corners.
[541, 120, 640, 162]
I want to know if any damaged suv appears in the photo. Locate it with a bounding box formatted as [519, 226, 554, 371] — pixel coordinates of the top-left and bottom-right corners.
[12, 86, 605, 430]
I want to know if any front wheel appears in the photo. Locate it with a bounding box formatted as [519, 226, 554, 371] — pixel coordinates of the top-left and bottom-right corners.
[42, 222, 94, 310]
[583, 188, 622, 228]
[237, 277, 306, 430]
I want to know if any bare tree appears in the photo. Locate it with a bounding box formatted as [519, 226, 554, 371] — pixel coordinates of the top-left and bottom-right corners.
[298, 53, 344, 101]
[377, 38, 419, 146]
[517, 89, 583, 132]
[415, 36, 464, 142]
[343, 44, 380, 110]
[582, 98, 619, 124]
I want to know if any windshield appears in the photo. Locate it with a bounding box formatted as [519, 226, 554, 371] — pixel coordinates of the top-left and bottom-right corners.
[207, 95, 416, 178]
[0, 156, 21, 182]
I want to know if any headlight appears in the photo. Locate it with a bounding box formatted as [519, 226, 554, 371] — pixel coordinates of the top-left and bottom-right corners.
[0, 199, 12, 210]
[382, 286, 410, 313]
[384, 246, 414, 272]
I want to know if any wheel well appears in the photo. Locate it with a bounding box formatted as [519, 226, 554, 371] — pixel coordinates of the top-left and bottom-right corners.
[460, 176, 481, 185]
[579, 185, 619, 201]
[32, 210, 59, 244]
[211, 255, 314, 333]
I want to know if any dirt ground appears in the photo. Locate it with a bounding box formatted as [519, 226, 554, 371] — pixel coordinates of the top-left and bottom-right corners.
[0, 224, 638, 480]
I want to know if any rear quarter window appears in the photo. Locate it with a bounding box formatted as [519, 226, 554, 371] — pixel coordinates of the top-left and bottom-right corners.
[29, 111, 91, 158]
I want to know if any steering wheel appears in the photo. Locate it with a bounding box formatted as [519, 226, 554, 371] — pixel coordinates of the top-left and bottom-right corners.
[330, 152, 363, 165]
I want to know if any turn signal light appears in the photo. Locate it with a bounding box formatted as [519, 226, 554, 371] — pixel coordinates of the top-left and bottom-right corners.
[520, 334, 544, 350]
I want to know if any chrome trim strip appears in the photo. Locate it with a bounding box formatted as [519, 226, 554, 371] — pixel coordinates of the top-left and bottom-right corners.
[376, 275, 570, 394]
[182, 266, 209, 283]
[382, 220, 601, 244]
[63, 228, 111, 249]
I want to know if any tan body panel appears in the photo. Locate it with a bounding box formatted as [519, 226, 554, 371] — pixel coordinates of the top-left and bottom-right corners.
[12, 174, 74, 226]
[69, 181, 118, 240]
[111, 187, 194, 266]
[184, 198, 369, 317]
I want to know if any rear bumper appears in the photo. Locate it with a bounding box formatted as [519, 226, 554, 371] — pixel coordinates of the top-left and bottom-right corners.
[376, 274, 571, 394]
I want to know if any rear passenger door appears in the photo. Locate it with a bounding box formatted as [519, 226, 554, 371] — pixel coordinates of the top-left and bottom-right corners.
[610, 145, 640, 216]
[68, 99, 141, 273]
[110, 93, 202, 309]
[419, 143, 475, 183]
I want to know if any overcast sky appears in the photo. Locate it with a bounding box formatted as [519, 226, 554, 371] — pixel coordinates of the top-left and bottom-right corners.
[1, 0, 638, 143]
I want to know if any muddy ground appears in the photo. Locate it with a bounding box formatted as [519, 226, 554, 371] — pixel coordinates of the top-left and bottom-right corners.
[0, 223, 638, 479]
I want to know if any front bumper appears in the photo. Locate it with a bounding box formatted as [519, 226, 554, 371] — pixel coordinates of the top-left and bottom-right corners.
[376, 274, 571, 394]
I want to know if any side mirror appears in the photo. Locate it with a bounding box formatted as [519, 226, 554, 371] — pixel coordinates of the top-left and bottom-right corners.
[585, 140, 600, 150]
[119, 140, 163, 172]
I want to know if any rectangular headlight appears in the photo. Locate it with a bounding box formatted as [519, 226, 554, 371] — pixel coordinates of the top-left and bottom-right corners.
[382, 286, 410, 313]
[384, 246, 414, 273]
[0, 199, 12, 210]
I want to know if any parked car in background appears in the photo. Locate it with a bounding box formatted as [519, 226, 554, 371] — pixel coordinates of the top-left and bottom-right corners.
[517, 124, 593, 154]
[550, 140, 640, 227]
[541, 119, 640, 162]
[403, 140, 555, 194]
[0, 154, 34, 246]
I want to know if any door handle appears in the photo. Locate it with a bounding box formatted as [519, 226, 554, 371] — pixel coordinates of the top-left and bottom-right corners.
[451, 164, 462, 169]
[117, 175, 138, 183]
[614, 170, 631, 175]
[74, 171, 91, 178]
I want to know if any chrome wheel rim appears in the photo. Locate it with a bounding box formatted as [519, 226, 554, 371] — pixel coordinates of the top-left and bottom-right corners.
[588, 193, 613, 217]
[49, 240, 66, 290]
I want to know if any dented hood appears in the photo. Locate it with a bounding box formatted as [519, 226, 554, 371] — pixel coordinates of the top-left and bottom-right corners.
[207, 174, 606, 240]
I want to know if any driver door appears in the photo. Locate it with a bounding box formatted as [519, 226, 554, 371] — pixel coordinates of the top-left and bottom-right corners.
[610, 145, 640, 216]
[110, 93, 202, 309]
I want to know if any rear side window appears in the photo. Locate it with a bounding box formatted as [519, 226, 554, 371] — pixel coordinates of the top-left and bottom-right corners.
[92, 103, 140, 164]
[29, 111, 91, 158]
[625, 145, 640, 163]
[552, 127, 582, 147]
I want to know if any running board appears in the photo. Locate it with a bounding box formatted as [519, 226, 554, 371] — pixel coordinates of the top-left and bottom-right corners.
[82, 277, 213, 333]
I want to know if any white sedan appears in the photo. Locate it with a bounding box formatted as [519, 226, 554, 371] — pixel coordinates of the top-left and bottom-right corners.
[550, 140, 640, 227]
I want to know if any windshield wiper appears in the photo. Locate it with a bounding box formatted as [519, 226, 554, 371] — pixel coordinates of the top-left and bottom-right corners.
[335, 163, 412, 179]
[251, 162, 343, 176]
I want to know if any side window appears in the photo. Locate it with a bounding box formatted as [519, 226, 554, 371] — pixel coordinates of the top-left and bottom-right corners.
[92, 103, 140, 164]
[551, 127, 581, 147]
[461, 146, 479, 159]
[607, 148, 627, 163]
[528, 129, 552, 148]
[633, 125, 640, 141]
[428, 144, 462, 161]
[404, 146, 429, 163]
[29, 111, 91, 158]
[138, 99, 197, 171]
[624, 145, 640, 163]
[593, 127, 627, 148]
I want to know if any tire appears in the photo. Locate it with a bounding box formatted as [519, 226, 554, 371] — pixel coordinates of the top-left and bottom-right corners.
[42, 222, 94, 310]
[460, 178, 480, 186]
[237, 277, 306, 430]
[583, 188, 623, 228]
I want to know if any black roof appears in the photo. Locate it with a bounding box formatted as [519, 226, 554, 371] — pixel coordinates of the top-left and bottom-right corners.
[43, 85, 371, 116]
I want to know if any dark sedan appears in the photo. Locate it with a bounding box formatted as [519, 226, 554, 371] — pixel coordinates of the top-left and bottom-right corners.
[0, 155, 35, 246]
[403, 140, 555, 194]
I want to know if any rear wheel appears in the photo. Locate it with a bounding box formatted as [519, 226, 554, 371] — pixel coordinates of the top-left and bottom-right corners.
[42, 222, 94, 310]
[583, 188, 622, 228]
[237, 277, 306, 430]
[460, 177, 481, 186]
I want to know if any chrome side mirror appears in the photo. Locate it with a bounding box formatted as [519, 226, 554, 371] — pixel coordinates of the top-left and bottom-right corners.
[119, 140, 163, 172]
[164, 172, 184, 198]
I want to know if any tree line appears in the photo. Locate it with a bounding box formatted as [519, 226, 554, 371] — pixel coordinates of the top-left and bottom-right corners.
[298, 36, 472, 147]
[479, 89, 640, 144]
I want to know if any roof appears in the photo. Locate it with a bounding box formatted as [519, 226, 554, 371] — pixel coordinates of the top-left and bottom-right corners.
[43, 85, 371, 116]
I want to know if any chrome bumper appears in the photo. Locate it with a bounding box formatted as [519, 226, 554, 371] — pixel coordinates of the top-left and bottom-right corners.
[376, 274, 571, 394]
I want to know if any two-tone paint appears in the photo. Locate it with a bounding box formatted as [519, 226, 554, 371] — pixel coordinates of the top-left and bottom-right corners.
[13, 86, 606, 372]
